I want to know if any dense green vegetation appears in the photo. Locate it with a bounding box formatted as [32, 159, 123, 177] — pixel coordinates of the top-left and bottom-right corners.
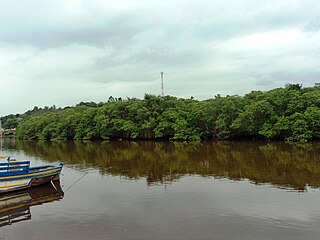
[0, 105, 58, 129]
[7, 84, 320, 142]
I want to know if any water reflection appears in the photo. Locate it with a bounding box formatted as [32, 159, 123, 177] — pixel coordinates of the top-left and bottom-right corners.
[4, 139, 320, 190]
[1, 138, 320, 240]
[0, 180, 63, 227]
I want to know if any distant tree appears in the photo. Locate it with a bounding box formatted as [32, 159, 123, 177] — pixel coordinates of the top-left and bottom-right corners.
[108, 96, 115, 102]
[285, 83, 302, 91]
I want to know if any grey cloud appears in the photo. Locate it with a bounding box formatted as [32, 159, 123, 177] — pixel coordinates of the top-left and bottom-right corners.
[185, 1, 320, 42]
[0, 16, 144, 49]
[1, 0, 320, 116]
[255, 80, 275, 87]
[1, 0, 319, 50]
[303, 18, 320, 32]
[132, 48, 207, 67]
[269, 71, 320, 86]
[95, 47, 208, 70]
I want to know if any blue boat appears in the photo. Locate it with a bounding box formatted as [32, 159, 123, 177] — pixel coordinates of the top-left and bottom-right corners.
[0, 157, 63, 193]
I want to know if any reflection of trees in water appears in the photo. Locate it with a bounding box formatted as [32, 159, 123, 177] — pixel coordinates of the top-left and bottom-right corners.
[1, 137, 16, 150]
[12, 140, 320, 190]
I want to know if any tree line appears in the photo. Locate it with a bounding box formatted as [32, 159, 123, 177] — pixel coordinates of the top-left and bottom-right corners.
[0, 105, 59, 129]
[7, 84, 320, 142]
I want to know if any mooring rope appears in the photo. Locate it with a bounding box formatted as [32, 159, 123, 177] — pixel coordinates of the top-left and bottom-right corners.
[64, 171, 89, 193]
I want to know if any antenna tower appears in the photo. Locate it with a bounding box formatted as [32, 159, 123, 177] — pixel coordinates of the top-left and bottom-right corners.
[160, 72, 164, 96]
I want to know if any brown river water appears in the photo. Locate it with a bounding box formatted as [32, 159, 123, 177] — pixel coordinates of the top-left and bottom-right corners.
[0, 138, 320, 239]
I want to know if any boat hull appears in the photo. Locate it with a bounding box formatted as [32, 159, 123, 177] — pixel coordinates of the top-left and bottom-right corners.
[0, 165, 63, 193]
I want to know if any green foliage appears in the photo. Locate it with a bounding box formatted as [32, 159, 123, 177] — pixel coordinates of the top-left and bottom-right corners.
[285, 83, 302, 91]
[11, 84, 320, 142]
[232, 100, 273, 136]
[1, 105, 59, 130]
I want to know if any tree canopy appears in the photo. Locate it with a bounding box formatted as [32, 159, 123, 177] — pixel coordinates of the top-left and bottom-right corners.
[5, 85, 320, 142]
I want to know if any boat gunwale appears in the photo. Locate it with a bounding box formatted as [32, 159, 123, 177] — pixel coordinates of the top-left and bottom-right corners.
[0, 165, 63, 181]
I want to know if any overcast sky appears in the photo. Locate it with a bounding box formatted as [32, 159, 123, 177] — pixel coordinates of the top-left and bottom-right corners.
[0, 0, 320, 116]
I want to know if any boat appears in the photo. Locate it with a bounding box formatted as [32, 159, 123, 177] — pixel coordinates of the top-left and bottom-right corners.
[0, 180, 63, 227]
[0, 156, 63, 193]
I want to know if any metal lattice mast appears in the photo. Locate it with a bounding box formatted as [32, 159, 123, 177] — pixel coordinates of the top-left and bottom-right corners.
[160, 72, 164, 96]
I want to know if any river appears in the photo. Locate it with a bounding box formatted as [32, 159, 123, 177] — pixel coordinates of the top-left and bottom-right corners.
[0, 138, 320, 239]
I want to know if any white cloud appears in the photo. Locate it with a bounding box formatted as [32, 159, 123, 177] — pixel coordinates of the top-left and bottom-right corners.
[222, 29, 303, 50]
